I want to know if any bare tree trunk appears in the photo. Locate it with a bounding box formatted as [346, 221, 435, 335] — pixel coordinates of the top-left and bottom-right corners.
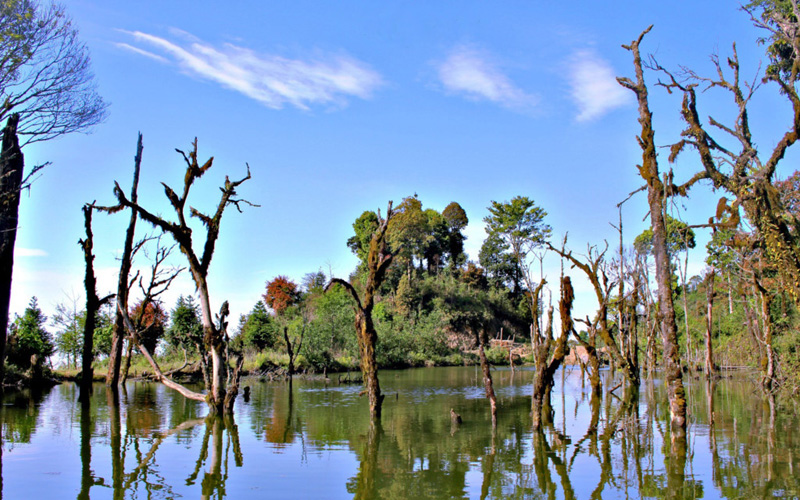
[619, 28, 686, 432]
[358, 312, 383, 418]
[327, 202, 396, 420]
[679, 257, 691, 370]
[112, 139, 252, 414]
[755, 281, 776, 392]
[80, 204, 114, 395]
[107, 134, 142, 386]
[284, 326, 294, 378]
[728, 274, 733, 315]
[532, 277, 573, 430]
[705, 270, 716, 378]
[0, 114, 22, 387]
[477, 335, 497, 427]
[121, 340, 133, 384]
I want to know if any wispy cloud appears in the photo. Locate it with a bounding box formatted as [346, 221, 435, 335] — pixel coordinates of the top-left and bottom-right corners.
[436, 45, 537, 111]
[118, 30, 384, 110]
[568, 49, 631, 122]
[15, 248, 47, 257]
[114, 42, 169, 63]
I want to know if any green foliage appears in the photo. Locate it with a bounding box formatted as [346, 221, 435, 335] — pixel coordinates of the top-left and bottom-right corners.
[483, 196, 551, 258]
[706, 227, 737, 271]
[6, 297, 54, 369]
[347, 210, 379, 264]
[746, 0, 797, 79]
[479, 233, 523, 293]
[92, 306, 114, 357]
[166, 295, 203, 353]
[482, 196, 550, 297]
[442, 201, 469, 267]
[52, 301, 81, 368]
[0, 0, 106, 139]
[301, 283, 356, 371]
[634, 214, 696, 256]
[238, 301, 278, 351]
[302, 270, 327, 293]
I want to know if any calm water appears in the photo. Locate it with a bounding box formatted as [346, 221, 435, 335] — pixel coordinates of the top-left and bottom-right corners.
[1, 366, 798, 499]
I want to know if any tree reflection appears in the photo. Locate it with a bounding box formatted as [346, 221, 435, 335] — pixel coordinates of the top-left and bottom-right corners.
[3, 369, 800, 498]
[189, 416, 244, 499]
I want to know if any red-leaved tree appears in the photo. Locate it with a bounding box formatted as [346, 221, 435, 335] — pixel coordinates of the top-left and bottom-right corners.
[264, 276, 300, 316]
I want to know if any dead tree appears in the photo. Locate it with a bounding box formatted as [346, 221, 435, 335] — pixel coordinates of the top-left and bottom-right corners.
[326, 202, 397, 420]
[752, 270, 778, 391]
[704, 269, 716, 378]
[548, 242, 640, 387]
[112, 138, 252, 414]
[283, 314, 305, 383]
[575, 316, 602, 398]
[78, 203, 114, 393]
[531, 276, 573, 430]
[476, 328, 498, 427]
[667, 14, 800, 303]
[105, 134, 142, 387]
[618, 26, 686, 432]
[0, 114, 23, 386]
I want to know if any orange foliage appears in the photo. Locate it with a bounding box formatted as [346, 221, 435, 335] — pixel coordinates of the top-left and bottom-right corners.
[264, 276, 299, 315]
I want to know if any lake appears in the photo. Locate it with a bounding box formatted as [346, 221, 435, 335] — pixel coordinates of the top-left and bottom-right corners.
[1, 366, 798, 499]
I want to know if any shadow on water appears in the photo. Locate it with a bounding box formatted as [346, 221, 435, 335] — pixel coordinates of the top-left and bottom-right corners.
[1, 367, 800, 498]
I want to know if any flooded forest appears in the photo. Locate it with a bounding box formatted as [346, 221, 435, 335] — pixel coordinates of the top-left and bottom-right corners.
[2, 0, 800, 498]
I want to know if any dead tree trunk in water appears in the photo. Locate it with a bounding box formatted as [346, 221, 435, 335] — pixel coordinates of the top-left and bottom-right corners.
[618, 27, 686, 432]
[575, 317, 601, 398]
[548, 242, 640, 387]
[111, 138, 252, 414]
[477, 330, 498, 427]
[106, 134, 142, 387]
[0, 114, 23, 387]
[327, 202, 397, 420]
[705, 269, 716, 379]
[532, 276, 573, 430]
[79, 203, 114, 394]
[753, 273, 777, 392]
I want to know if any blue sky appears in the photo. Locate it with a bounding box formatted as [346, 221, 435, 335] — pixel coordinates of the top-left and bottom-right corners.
[11, 1, 798, 325]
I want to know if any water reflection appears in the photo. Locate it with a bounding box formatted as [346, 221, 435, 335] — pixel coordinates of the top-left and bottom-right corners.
[1, 368, 799, 498]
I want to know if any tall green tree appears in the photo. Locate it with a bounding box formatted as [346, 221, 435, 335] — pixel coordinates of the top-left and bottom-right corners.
[238, 301, 277, 351]
[633, 214, 696, 256]
[7, 297, 54, 370]
[442, 201, 469, 268]
[483, 196, 551, 315]
[479, 233, 523, 293]
[52, 300, 81, 368]
[166, 295, 203, 354]
[347, 210, 379, 265]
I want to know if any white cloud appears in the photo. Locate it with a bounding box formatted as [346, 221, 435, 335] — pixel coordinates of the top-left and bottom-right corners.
[119, 30, 384, 110]
[15, 248, 47, 257]
[114, 42, 169, 63]
[436, 45, 537, 110]
[568, 49, 631, 122]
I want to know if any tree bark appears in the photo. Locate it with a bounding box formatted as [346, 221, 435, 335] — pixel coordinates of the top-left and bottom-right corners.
[327, 202, 395, 420]
[111, 139, 251, 414]
[357, 311, 383, 418]
[618, 27, 686, 432]
[120, 340, 133, 384]
[106, 134, 142, 386]
[705, 269, 716, 378]
[0, 114, 23, 387]
[532, 276, 573, 430]
[477, 336, 497, 427]
[79, 204, 113, 395]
